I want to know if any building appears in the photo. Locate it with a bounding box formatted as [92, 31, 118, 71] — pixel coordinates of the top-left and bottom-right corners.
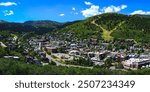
[69, 50, 81, 56]
[122, 58, 150, 69]
[46, 46, 58, 53]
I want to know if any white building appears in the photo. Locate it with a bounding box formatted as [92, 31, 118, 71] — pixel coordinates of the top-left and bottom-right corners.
[122, 58, 150, 69]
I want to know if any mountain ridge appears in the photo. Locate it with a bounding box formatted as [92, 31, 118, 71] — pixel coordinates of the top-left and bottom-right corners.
[59, 13, 150, 43]
[0, 20, 78, 33]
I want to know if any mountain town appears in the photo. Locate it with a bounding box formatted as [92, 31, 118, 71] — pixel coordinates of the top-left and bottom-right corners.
[0, 13, 150, 74]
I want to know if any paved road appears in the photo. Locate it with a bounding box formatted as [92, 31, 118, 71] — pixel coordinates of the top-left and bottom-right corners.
[46, 54, 93, 69]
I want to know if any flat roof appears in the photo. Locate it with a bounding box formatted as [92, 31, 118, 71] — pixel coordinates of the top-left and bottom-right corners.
[125, 58, 150, 65]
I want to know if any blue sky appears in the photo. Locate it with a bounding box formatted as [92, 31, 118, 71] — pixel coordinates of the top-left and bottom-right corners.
[0, 0, 150, 22]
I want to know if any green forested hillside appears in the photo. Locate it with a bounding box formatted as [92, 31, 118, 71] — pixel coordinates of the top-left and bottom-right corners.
[1, 58, 150, 75]
[60, 13, 150, 43]
[1, 13, 150, 43]
[60, 16, 102, 39]
[112, 15, 150, 43]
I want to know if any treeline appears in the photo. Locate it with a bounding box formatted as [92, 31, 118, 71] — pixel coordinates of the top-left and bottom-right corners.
[0, 58, 150, 75]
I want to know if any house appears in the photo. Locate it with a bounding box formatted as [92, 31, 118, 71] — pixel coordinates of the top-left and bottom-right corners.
[70, 44, 77, 49]
[91, 56, 101, 62]
[69, 50, 81, 56]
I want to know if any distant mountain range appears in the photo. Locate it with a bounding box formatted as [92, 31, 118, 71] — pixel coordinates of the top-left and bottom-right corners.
[0, 13, 150, 43]
[0, 20, 78, 33]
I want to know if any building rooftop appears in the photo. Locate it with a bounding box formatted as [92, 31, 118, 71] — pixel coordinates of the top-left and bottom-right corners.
[125, 58, 150, 65]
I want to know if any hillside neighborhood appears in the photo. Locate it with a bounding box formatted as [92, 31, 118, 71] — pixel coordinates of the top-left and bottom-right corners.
[0, 31, 150, 71]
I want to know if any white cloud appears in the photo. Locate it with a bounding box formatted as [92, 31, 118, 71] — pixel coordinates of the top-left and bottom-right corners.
[101, 5, 127, 13]
[81, 3, 127, 18]
[131, 10, 150, 15]
[84, 1, 93, 5]
[59, 13, 65, 16]
[3, 10, 14, 16]
[0, 2, 17, 6]
[121, 5, 127, 9]
[81, 5, 101, 17]
[72, 8, 76, 11]
[71, 8, 78, 15]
